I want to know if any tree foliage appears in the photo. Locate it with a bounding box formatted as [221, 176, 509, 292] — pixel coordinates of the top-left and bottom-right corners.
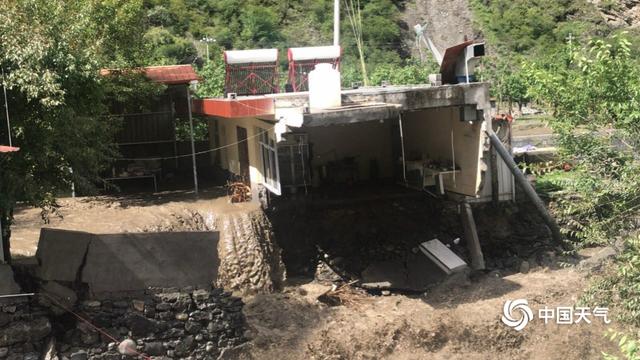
[0, 0, 161, 261]
[140, 0, 410, 86]
[528, 34, 640, 329]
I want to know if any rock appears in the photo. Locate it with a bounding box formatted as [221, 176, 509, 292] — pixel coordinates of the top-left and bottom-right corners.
[175, 313, 189, 321]
[0, 313, 10, 328]
[1, 307, 15, 314]
[520, 261, 530, 274]
[216, 343, 249, 360]
[118, 339, 137, 356]
[175, 335, 195, 356]
[540, 251, 557, 267]
[381, 290, 391, 296]
[0, 317, 52, 347]
[80, 331, 99, 346]
[128, 314, 155, 337]
[192, 289, 210, 302]
[189, 310, 210, 322]
[131, 300, 145, 312]
[144, 342, 166, 356]
[43, 337, 58, 360]
[185, 321, 202, 334]
[69, 350, 88, 360]
[113, 301, 128, 309]
[0, 348, 7, 358]
[579, 246, 617, 271]
[156, 303, 172, 312]
[82, 301, 101, 308]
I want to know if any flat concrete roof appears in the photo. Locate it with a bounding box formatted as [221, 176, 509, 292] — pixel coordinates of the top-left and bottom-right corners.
[193, 82, 491, 125]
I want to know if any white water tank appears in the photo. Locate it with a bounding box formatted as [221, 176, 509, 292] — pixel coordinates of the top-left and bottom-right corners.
[308, 63, 341, 111]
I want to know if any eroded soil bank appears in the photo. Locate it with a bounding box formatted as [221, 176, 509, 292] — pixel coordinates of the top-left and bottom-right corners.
[8, 192, 623, 359]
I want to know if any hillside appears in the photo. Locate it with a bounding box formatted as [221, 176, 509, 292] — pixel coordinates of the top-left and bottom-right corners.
[139, 0, 640, 92]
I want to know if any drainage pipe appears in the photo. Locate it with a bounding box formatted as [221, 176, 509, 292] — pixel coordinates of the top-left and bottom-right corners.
[485, 130, 563, 245]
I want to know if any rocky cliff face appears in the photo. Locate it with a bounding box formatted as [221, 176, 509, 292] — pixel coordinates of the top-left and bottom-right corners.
[589, 0, 640, 27]
[401, 0, 639, 56]
[402, 0, 479, 57]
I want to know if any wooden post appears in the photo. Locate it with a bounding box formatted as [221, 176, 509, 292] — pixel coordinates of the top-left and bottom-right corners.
[461, 202, 485, 270]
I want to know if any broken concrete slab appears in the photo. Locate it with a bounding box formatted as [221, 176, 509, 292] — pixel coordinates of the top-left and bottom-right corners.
[34, 229, 220, 297]
[419, 239, 467, 274]
[81, 232, 219, 296]
[36, 228, 92, 282]
[0, 264, 20, 295]
[361, 252, 446, 292]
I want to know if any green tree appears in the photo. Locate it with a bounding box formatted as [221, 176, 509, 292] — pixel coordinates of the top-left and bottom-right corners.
[195, 55, 226, 98]
[0, 0, 155, 262]
[527, 34, 640, 329]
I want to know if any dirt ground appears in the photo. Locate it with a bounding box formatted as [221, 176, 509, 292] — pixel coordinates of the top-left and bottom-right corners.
[241, 264, 619, 360]
[9, 188, 243, 257]
[9, 193, 622, 359]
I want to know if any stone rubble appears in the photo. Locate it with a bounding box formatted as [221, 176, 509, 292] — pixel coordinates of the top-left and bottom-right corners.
[0, 286, 247, 360]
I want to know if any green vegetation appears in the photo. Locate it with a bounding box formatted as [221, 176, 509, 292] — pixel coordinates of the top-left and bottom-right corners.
[470, 0, 618, 109]
[0, 0, 163, 261]
[140, 0, 428, 95]
[524, 33, 640, 355]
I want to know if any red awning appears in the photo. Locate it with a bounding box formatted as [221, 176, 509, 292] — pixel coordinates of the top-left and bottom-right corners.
[100, 65, 200, 85]
[0, 146, 19, 153]
[192, 98, 275, 118]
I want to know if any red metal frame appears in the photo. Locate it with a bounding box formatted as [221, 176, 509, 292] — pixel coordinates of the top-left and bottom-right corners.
[288, 51, 341, 92]
[224, 53, 279, 96]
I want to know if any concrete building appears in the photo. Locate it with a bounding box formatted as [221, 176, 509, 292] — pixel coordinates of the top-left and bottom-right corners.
[192, 82, 514, 204]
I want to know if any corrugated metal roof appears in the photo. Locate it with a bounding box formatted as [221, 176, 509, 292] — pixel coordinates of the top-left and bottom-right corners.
[143, 65, 200, 85]
[100, 65, 200, 85]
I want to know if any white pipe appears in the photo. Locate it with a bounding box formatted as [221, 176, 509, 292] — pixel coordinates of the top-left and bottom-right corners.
[334, 0, 340, 46]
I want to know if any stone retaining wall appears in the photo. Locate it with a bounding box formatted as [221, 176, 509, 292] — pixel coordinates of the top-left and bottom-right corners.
[0, 287, 246, 360]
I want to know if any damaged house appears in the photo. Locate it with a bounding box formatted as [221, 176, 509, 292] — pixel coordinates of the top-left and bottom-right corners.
[191, 44, 523, 284]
